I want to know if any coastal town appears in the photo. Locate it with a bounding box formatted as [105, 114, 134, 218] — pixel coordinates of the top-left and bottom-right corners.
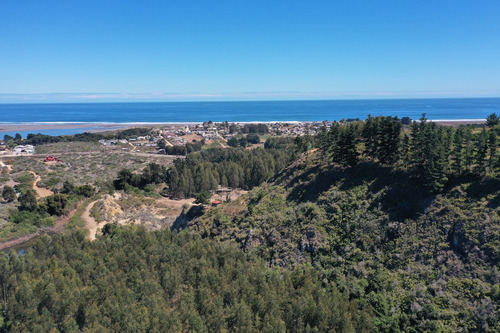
[1, 121, 332, 156]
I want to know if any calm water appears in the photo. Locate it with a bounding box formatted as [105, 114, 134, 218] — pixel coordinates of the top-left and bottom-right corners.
[1, 98, 498, 137]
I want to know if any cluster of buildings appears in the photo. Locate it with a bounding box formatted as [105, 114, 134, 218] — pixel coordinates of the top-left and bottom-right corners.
[99, 136, 160, 151]
[96, 121, 334, 153]
[266, 122, 330, 136]
[0, 143, 35, 156]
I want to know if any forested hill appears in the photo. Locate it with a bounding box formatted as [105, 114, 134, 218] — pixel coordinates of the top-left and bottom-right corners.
[0, 228, 373, 332]
[0, 115, 499, 332]
[188, 116, 500, 331]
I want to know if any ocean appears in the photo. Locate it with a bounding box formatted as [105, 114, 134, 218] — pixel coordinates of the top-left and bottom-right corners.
[1, 98, 499, 137]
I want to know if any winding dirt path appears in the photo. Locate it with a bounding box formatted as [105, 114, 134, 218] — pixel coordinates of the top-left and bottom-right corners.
[81, 200, 107, 240]
[28, 171, 53, 198]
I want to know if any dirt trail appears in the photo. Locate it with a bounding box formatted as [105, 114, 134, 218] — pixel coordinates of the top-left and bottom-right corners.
[0, 205, 79, 251]
[215, 132, 229, 148]
[28, 171, 53, 198]
[81, 200, 108, 240]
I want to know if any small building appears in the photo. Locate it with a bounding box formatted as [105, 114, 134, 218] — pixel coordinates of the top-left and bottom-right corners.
[13, 145, 35, 154]
[211, 200, 222, 207]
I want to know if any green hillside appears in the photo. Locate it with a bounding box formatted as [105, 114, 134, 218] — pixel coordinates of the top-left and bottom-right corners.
[188, 117, 500, 331]
[1, 116, 499, 332]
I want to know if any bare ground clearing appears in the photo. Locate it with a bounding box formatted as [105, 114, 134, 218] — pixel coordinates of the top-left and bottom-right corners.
[29, 171, 54, 198]
[180, 133, 204, 143]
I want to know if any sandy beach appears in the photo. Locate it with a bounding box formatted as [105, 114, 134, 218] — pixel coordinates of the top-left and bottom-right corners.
[0, 119, 487, 134]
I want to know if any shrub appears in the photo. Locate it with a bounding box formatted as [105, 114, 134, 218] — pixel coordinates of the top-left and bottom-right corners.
[2, 185, 16, 203]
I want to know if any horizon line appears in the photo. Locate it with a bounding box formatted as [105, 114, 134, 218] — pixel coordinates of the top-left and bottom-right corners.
[1, 91, 500, 104]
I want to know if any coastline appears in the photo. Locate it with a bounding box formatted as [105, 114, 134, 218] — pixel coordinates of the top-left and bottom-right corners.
[0, 119, 487, 132]
[0, 119, 488, 138]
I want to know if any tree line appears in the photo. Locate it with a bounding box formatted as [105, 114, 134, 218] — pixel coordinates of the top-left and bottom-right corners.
[158, 140, 204, 155]
[113, 147, 294, 199]
[3, 127, 153, 146]
[315, 114, 499, 192]
[166, 148, 293, 198]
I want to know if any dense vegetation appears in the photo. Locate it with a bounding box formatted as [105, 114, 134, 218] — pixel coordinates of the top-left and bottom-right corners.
[166, 148, 294, 197]
[114, 147, 294, 198]
[188, 115, 500, 331]
[2, 115, 499, 332]
[227, 133, 261, 148]
[7, 177, 96, 228]
[158, 140, 204, 155]
[0, 228, 372, 332]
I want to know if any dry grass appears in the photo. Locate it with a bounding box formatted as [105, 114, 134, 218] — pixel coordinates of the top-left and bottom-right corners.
[9, 142, 176, 191]
[181, 133, 204, 143]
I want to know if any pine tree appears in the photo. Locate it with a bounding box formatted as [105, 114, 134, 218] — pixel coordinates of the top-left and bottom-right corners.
[426, 127, 450, 193]
[316, 124, 330, 152]
[475, 129, 489, 175]
[377, 116, 401, 164]
[333, 124, 358, 167]
[452, 127, 465, 176]
[400, 134, 410, 167]
[488, 131, 498, 169]
[427, 143, 449, 193]
[486, 112, 500, 127]
[409, 114, 429, 176]
[462, 134, 473, 175]
[168, 166, 179, 196]
[362, 115, 379, 159]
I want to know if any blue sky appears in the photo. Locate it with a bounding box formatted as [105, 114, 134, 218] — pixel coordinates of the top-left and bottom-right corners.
[1, 0, 500, 102]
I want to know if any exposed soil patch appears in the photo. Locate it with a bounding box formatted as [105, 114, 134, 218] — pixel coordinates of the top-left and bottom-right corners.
[81, 200, 107, 241]
[29, 171, 54, 198]
[181, 133, 204, 143]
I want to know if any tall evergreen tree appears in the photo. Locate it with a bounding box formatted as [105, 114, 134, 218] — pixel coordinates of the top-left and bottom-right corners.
[488, 131, 498, 169]
[400, 134, 410, 167]
[168, 166, 179, 197]
[377, 116, 402, 164]
[362, 115, 379, 160]
[463, 129, 475, 172]
[475, 129, 489, 174]
[333, 124, 358, 168]
[452, 127, 465, 176]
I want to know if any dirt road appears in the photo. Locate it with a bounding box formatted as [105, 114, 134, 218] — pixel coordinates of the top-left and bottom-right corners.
[28, 171, 54, 198]
[81, 200, 108, 240]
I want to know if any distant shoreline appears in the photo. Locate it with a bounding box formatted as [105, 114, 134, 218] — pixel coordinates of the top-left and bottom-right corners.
[0, 119, 487, 133]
